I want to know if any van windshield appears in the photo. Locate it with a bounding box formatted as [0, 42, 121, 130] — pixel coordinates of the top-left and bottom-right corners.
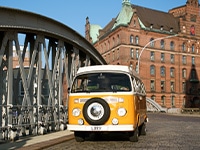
[71, 72, 132, 93]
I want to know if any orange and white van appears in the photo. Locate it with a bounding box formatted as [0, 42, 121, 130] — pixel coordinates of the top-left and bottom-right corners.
[67, 65, 147, 142]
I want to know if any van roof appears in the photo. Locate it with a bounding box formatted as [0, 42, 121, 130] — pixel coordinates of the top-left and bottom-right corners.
[77, 65, 140, 79]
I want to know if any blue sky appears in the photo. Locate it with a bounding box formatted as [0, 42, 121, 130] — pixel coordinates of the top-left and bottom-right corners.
[0, 0, 187, 36]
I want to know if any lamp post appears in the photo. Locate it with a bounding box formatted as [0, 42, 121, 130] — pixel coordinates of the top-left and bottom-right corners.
[137, 34, 178, 74]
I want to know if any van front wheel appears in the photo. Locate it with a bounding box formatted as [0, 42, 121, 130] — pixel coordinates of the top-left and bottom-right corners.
[139, 123, 146, 135]
[129, 126, 139, 142]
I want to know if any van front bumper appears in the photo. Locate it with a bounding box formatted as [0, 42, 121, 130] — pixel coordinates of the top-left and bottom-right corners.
[67, 124, 134, 132]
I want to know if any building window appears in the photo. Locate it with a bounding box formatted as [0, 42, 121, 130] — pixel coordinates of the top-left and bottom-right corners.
[182, 69, 187, 78]
[133, 20, 136, 26]
[151, 95, 156, 101]
[191, 69, 197, 79]
[130, 63, 133, 69]
[192, 44, 195, 53]
[150, 65, 155, 75]
[161, 81, 165, 92]
[135, 36, 139, 45]
[160, 40, 165, 49]
[130, 35, 134, 44]
[191, 14, 197, 22]
[117, 35, 120, 45]
[117, 48, 120, 60]
[136, 62, 139, 73]
[190, 25, 195, 36]
[136, 49, 139, 59]
[113, 37, 115, 47]
[192, 56, 195, 65]
[170, 54, 175, 64]
[171, 81, 175, 92]
[161, 53, 165, 62]
[161, 96, 166, 106]
[182, 55, 186, 65]
[130, 48, 134, 59]
[182, 82, 186, 93]
[150, 80, 155, 91]
[112, 50, 115, 61]
[107, 53, 110, 63]
[182, 43, 186, 52]
[170, 41, 174, 50]
[183, 96, 186, 108]
[160, 66, 165, 76]
[171, 96, 175, 107]
[150, 38, 155, 47]
[170, 67, 175, 78]
[150, 51, 155, 61]
[182, 25, 186, 33]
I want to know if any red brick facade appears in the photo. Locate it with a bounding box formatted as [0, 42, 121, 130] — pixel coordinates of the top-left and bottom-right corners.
[85, 0, 200, 109]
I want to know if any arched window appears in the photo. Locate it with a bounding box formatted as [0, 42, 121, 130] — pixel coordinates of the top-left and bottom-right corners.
[182, 43, 186, 52]
[191, 69, 197, 79]
[170, 67, 175, 78]
[192, 56, 195, 65]
[150, 38, 154, 47]
[170, 41, 174, 50]
[150, 80, 155, 91]
[182, 68, 187, 78]
[135, 36, 139, 45]
[192, 44, 195, 53]
[117, 34, 120, 45]
[151, 95, 156, 101]
[160, 40, 165, 49]
[113, 37, 115, 47]
[161, 96, 166, 106]
[130, 48, 134, 59]
[171, 96, 175, 107]
[130, 35, 134, 44]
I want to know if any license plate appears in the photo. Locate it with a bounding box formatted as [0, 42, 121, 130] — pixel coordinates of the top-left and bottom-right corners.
[91, 126, 102, 131]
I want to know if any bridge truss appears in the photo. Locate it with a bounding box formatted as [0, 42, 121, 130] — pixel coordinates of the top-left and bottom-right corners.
[0, 7, 106, 140]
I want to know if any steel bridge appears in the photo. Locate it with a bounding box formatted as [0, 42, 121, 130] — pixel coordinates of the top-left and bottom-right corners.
[0, 6, 106, 141]
[0, 7, 165, 141]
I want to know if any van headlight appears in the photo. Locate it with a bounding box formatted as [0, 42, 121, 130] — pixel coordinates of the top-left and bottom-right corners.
[117, 108, 126, 117]
[72, 108, 81, 117]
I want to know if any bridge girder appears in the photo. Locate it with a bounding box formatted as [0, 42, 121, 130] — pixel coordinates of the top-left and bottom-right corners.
[0, 7, 106, 140]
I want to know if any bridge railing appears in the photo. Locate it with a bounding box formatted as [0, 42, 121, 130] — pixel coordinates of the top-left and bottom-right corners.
[181, 108, 200, 114]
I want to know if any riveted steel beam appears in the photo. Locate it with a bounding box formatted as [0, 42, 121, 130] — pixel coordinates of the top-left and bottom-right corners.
[0, 6, 106, 141]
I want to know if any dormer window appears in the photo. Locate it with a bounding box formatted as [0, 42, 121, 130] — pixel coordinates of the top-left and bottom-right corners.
[170, 28, 173, 32]
[160, 26, 163, 31]
[150, 24, 153, 29]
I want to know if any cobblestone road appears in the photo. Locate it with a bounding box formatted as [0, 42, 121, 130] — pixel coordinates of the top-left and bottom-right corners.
[45, 113, 200, 150]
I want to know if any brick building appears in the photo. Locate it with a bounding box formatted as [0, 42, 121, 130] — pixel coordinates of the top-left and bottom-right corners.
[85, 0, 200, 109]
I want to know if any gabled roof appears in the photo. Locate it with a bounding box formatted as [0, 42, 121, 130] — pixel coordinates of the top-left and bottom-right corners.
[133, 5, 180, 33]
[95, 3, 180, 42]
[112, 2, 133, 29]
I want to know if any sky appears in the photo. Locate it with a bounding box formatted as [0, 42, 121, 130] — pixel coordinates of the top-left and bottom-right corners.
[0, 0, 187, 37]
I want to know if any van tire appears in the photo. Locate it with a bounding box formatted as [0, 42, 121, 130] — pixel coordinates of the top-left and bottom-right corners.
[74, 131, 85, 142]
[139, 123, 146, 135]
[129, 126, 139, 142]
[83, 98, 110, 125]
